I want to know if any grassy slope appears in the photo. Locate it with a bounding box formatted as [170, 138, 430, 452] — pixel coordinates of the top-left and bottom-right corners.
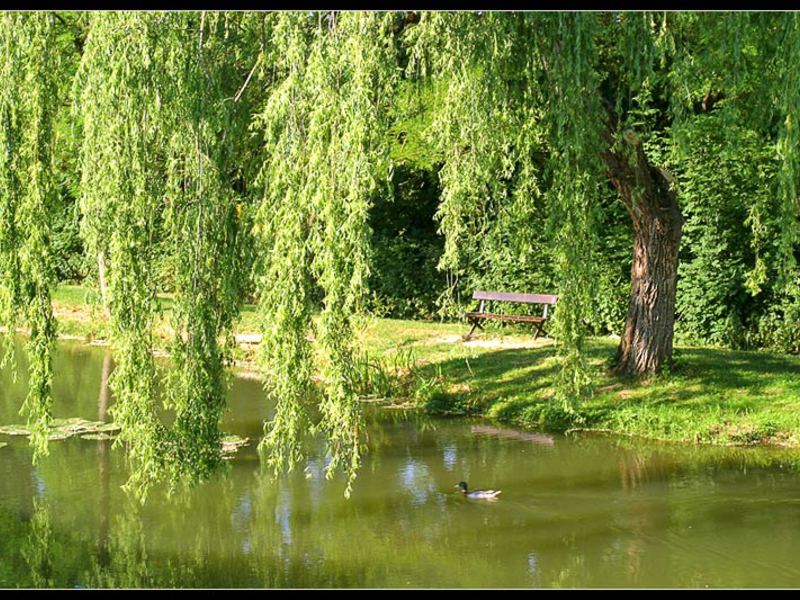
[51, 285, 800, 448]
[360, 318, 800, 447]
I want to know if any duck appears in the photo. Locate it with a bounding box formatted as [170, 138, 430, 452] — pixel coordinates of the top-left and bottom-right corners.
[456, 481, 501, 500]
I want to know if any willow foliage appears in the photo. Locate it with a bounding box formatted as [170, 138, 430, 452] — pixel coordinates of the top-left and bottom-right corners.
[8, 11, 800, 498]
[408, 11, 800, 396]
[539, 14, 605, 405]
[160, 12, 257, 486]
[252, 13, 315, 478]
[774, 14, 800, 292]
[407, 13, 524, 283]
[0, 13, 59, 459]
[254, 12, 396, 494]
[76, 13, 172, 496]
[76, 12, 261, 497]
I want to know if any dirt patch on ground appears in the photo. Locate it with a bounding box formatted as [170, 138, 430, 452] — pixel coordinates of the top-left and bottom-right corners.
[424, 334, 553, 350]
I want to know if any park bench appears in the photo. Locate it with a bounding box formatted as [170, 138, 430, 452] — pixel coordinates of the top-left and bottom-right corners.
[464, 290, 558, 341]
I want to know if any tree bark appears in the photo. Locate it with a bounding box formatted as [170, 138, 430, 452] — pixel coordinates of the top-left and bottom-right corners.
[601, 122, 683, 377]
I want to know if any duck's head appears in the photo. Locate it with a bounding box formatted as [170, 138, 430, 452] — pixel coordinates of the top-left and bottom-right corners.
[455, 481, 468, 493]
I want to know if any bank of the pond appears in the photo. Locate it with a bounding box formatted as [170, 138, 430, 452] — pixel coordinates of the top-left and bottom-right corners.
[30, 285, 800, 450]
[358, 318, 800, 448]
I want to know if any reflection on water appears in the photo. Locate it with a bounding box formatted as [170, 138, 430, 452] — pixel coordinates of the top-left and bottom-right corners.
[471, 425, 555, 446]
[97, 352, 112, 568]
[20, 498, 55, 588]
[399, 459, 435, 506]
[2, 340, 800, 587]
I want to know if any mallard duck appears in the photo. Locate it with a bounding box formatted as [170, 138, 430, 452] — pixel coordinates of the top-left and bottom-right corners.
[456, 481, 501, 500]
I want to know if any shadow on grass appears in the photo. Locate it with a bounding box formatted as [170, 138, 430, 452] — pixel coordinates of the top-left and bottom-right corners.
[413, 344, 562, 419]
[619, 346, 800, 408]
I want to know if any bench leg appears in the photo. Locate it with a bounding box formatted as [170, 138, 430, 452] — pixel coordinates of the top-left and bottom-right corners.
[464, 320, 483, 341]
[533, 322, 545, 340]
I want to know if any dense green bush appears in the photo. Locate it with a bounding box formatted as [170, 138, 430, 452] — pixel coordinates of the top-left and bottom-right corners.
[368, 166, 445, 319]
[757, 284, 800, 354]
[49, 190, 84, 283]
[670, 115, 781, 348]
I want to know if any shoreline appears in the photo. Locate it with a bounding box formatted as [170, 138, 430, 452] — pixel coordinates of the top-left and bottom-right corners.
[3, 284, 800, 454]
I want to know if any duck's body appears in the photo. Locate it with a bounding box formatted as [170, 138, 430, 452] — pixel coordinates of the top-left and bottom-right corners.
[456, 481, 501, 500]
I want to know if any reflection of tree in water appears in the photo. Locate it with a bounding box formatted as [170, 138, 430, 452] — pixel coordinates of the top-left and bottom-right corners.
[20, 498, 55, 588]
[97, 352, 112, 567]
[614, 446, 674, 586]
[84, 503, 156, 587]
[616, 446, 676, 493]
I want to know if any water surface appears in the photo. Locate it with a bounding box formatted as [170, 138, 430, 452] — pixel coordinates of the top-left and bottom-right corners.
[2, 340, 800, 587]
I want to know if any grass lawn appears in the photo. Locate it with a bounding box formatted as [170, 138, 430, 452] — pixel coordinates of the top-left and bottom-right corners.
[48, 284, 800, 449]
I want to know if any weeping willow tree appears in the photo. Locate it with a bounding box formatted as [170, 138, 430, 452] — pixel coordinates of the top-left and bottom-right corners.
[407, 11, 800, 392]
[8, 10, 800, 497]
[608, 12, 800, 372]
[595, 13, 683, 377]
[408, 11, 674, 389]
[0, 13, 59, 458]
[253, 12, 397, 494]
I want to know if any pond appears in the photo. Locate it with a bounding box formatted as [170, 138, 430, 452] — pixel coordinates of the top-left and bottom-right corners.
[2, 340, 800, 587]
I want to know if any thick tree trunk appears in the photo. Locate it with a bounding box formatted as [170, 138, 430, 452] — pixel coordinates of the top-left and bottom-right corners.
[601, 126, 683, 377]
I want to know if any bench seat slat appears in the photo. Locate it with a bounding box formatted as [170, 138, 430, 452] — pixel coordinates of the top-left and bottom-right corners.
[473, 290, 557, 304]
[465, 312, 545, 324]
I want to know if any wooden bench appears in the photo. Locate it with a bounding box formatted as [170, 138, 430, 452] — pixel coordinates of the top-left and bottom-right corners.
[464, 290, 558, 341]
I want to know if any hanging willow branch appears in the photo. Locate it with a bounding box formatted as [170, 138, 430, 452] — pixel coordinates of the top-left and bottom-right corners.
[76, 11, 261, 498]
[254, 11, 396, 496]
[409, 12, 521, 285]
[0, 13, 59, 460]
[253, 11, 316, 480]
[162, 11, 252, 486]
[539, 14, 605, 405]
[76, 12, 170, 498]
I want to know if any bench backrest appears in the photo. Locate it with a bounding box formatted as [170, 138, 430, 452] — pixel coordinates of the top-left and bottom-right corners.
[473, 290, 558, 305]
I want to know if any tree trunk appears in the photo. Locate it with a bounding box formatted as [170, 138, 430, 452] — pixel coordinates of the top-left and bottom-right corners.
[601, 127, 683, 377]
[97, 249, 109, 316]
